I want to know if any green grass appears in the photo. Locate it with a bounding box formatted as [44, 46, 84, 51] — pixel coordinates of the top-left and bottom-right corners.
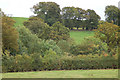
[2, 69, 118, 78]
[70, 31, 95, 44]
[12, 17, 28, 27]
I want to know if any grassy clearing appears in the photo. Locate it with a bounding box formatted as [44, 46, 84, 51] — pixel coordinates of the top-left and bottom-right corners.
[70, 31, 95, 44]
[2, 69, 118, 78]
[12, 17, 28, 27]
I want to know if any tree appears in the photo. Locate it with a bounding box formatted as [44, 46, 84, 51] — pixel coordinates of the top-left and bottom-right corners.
[118, 10, 120, 26]
[17, 26, 41, 54]
[23, 17, 51, 40]
[2, 10, 19, 53]
[85, 9, 101, 30]
[61, 7, 100, 30]
[61, 7, 76, 30]
[74, 8, 87, 30]
[61, 7, 87, 30]
[105, 5, 120, 25]
[50, 21, 70, 42]
[95, 22, 120, 55]
[31, 2, 61, 26]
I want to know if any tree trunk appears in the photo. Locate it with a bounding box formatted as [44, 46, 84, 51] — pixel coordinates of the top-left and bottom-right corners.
[77, 27, 78, 30]
[83, 27, 84, 30]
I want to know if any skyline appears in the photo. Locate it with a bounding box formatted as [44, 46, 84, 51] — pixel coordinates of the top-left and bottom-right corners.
[0, 0, 120, 20]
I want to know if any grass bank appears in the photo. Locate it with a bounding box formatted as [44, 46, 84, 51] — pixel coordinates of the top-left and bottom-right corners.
[2, 69, 118, 78]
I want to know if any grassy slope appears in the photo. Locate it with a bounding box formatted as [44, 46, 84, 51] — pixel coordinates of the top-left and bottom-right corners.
[12, 17, 28, 27]
[2, 69, 118, 78]
[70, 31, 95, 44]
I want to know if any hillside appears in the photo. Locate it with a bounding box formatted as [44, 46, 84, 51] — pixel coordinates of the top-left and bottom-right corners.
[12, 17, 95, 44]
[12, 17, 28, 27]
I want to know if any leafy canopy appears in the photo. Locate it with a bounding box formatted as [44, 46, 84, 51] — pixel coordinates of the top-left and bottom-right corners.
[2, 10, 19, 52]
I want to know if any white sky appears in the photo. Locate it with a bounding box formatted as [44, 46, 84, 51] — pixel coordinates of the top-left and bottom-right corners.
[0, 0, 120, 20]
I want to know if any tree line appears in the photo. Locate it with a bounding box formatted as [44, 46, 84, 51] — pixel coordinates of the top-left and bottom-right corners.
[31, 2, 120, 30]
[31, 2, 101, 30]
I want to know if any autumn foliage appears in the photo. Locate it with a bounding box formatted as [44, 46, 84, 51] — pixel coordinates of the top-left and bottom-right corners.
[2, 15, 19, 52]
[96, 22, 120, 54]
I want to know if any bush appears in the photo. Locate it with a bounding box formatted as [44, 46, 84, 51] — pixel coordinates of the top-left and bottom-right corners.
[70, 36, 108, 55]
[84, 36, 108, 55]
[2, 53, 118, 73]
[39, 40, 62, 56]
[17, 26, 41, 54]
[17, 26, 62, 56]
[57, 40, 70, 53]
[23, 17, 52, 40]
[42, 49, 60, 70]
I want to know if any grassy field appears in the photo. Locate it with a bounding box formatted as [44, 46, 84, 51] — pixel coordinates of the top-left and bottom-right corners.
[12, 17, 28, 27]
[2, 69, 118, 78]
[70, 31, 95, 44]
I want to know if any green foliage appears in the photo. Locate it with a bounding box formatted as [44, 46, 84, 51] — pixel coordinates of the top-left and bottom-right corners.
[23, 17, 51, 40]
[2, 53, 118, 73]
[42, 49, 60, 70]
[32, 2, 61, 26]
[24, 18, 70, 42]
[61, 7, 100, 30]
[85, 9, 101, 30]
[105, 5, 120, 25]
[57, 40, 70, 53]
[17, 26, 41, 54]
[39, 40, 62, 56]
[70, 36, 108, 55]
[95, 22, 120, 54]
[83, 36, 108, 55]
[70, 43, 91, 55]
[50, 21, 70, 42]
[17, 26, 62, 56]
[61, 7, 86, 30]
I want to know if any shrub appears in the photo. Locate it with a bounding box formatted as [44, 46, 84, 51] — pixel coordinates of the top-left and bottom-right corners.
[30, 53, 43, 71]
[70, 44, 91, 55]
[42, 49, 60, 70]
[70, 36, 108, 55]
[39, 40, 62, 56]
[84, 36, 108, 55]
[2, 53, 118, 73]
[57, 40, 70, 52]
[23, 17, 52, 40]
[17, 26, 41, 54]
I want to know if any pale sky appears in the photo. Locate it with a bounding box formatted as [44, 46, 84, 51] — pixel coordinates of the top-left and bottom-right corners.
[0, 0, 120, 20]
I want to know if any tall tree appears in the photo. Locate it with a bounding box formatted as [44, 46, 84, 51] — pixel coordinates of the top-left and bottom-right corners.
[61, 7, 76, 29]
[1, 10, 19, 53]
[31, 2, 61, 26]
[61, 7, 86, 30]
[50, 21, 70, 42]
[105, 5, 120, 25]
[85, 9, 101, 30]
[23, 17, 51, 40]
[95, 22, 120, 55]
[17, 26, 41, 54]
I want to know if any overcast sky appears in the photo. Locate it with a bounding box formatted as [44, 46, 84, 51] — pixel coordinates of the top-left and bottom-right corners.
[0, 0, 120, 20]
